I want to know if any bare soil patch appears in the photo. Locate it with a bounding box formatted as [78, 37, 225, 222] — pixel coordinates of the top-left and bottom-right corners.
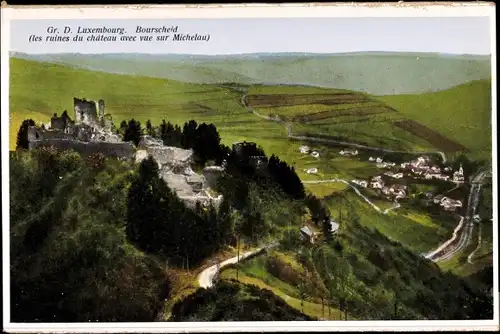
[393, 119, 469, 152]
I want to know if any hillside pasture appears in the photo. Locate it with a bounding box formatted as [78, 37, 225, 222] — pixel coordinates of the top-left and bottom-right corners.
[245, 92, 371, 108]
[393, 119, 469, 153]
[378, 79, 492, 161]
[293, 105, 396, 123]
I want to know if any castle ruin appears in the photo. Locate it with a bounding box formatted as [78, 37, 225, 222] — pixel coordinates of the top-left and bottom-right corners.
[26, 97, 224, 209]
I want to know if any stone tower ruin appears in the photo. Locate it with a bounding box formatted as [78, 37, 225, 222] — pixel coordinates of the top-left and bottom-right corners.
[74, 97, 98, 124]
[98, 99, 105, 120]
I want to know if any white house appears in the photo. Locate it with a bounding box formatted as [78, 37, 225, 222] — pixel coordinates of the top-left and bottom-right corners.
[299, 145, 310, 154]
[300, 226, 315, 243]
[306, 168, 318, 174]
[376, 157, 383, 163]
[369, 157, 375, 162]
[339, 149, 359, 157]
[370, 177, 385, 189]
[352, 179, 368, 188]
[311, 151, 320, 158]
[329, 220, 340, 235]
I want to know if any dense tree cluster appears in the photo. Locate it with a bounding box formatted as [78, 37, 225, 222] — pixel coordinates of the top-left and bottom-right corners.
[122, 119, 305, 199]
[16, 119, 36, 150]
[170, 280, 314, 321]
[123, 119, 143, 147]
[10, 148, 167, 322]
[126, 156, 234, 267]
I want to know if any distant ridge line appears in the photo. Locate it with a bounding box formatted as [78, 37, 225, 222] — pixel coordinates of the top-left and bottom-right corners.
[9, 51, 492, 58]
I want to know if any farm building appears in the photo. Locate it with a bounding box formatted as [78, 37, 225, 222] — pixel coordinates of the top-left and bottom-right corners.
[352, 179, 368, 188]
[329, 220, 340, 235]
[300, 226, 316, 244]
[306, 168, 318, 174]
[299, 145, 310, 154]
[339, 149, 358, 157]
[370, 176, 385, 189]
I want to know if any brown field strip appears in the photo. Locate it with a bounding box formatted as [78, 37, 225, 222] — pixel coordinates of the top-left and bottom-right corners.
[245, 93, 369, 108]
[293, 105, 396, 122]
[393, 119, 469, 152]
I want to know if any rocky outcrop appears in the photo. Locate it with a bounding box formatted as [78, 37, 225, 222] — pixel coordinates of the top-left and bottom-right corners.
[136, 135, 223, 209]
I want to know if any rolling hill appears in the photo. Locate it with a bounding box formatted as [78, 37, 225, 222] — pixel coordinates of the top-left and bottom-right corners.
[378, 79, 492, 161]
[9, 57, 492, 164]
[12, 51, 491, 95]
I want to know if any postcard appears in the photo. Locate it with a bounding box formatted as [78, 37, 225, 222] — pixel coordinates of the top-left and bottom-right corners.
[1, 3, 498, 333]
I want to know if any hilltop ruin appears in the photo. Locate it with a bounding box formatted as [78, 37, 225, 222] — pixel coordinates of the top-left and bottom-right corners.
[26, 97, 224, 209]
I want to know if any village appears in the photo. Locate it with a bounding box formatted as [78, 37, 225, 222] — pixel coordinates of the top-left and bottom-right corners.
[298, 145, 466, 214]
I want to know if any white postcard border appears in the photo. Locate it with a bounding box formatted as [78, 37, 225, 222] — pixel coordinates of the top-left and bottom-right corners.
[1, 3, 498, 333]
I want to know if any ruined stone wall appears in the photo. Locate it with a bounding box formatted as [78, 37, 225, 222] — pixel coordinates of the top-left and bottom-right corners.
[98, 99, 105, 119]
[29, 139, 135, 159]
[74, 98, 98, 124]
[145, 146, 193, 167]
[28, 126, 75, 141]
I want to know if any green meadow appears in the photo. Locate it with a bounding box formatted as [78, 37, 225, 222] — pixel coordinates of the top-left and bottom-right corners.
[325, 190, 458, 254]
[378, 79, 492, 161]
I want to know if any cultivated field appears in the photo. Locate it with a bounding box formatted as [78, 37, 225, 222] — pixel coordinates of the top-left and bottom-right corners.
[393, 119, 469, 153]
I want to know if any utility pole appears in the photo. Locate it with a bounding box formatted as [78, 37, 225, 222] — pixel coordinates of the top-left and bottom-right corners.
[236, 233, 240, 281]
[215, 257, 220, 285]
[321, 296, 325, 319]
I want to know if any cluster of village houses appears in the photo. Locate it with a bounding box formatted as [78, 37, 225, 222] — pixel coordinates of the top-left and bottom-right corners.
[297, 145, 466, 213]
[354, 155, 465, 211]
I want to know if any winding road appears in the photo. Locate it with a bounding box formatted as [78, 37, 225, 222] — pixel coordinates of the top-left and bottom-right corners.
[198, 242, 278, 289]
[425, 170, 489, 262]
[223, 84, 493, 265]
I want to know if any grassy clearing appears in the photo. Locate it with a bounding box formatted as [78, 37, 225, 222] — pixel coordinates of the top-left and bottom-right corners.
[220, 251, 345, 320]
[304, 183, 349, 198]
[325, 191, 457, 254]
[378, 79, 492, 161]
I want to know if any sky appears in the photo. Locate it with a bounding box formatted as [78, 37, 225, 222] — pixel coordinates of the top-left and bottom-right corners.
[9, 17, 492, 55]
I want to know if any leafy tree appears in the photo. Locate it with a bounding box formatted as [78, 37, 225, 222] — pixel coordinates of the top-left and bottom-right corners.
[123, 119, 143, 147]
[118, 120, 128, 136]
[193, 123, 222, 163]
[145, 119, 154, 137]
[181, 120, 198, 149]
[16, 119, 36, 150]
